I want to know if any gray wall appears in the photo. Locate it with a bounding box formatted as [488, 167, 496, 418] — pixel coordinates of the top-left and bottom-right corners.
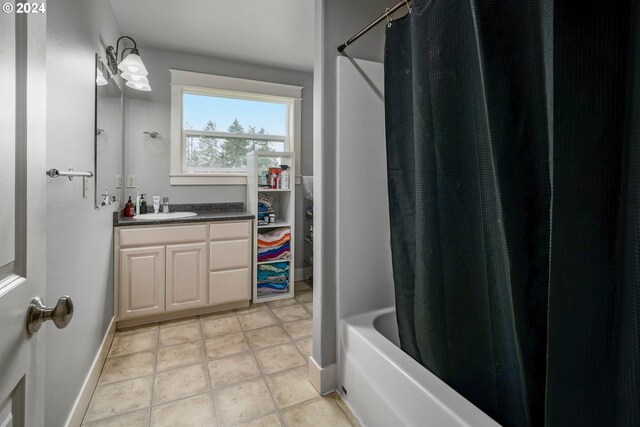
[125, 47, 314, 269]
[335, 57, 394, 321]
[313, 0, 392, 368]
[46, 1, 121, 426]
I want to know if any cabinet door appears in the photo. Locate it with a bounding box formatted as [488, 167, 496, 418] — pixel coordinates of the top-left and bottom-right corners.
[166, 242, 208, 312]
[120, 246, 165, 319]
[209, 268, 251, 306]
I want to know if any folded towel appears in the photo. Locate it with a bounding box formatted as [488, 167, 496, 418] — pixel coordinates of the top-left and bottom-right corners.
[258, 193, 273, 208]
[257, 281, 289, 290]
[258, 228, 290, 243]
[258, 242, 290, 255]
[258, 288, 289, 294]
[257, 243, 291, 262]
[258, 234, 291, 248]
[258, 242, 292, 255]
[257, 270, 289, 281]
[258, 252, 291, 262]
[259, 262, 289, 272]
[258, 276, 288, 284]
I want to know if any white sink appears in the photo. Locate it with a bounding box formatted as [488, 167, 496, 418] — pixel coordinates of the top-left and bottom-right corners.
[133, 212, 197, 220]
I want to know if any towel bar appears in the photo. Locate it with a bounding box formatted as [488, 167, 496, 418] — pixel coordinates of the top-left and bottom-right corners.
[46, 168, 94, 181]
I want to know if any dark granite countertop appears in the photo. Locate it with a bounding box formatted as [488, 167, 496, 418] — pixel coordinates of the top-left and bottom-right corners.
[114, 202, 254, 227]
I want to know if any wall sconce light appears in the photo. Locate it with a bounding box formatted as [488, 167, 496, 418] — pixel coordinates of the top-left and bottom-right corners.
[96, 66, 108, 86]
[106, 36, 151, 91]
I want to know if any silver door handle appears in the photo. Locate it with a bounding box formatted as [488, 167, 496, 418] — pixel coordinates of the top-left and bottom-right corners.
[26, 296, 74, 336]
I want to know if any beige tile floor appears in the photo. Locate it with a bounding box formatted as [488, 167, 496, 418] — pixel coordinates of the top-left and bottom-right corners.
[82, 282, 360, 427]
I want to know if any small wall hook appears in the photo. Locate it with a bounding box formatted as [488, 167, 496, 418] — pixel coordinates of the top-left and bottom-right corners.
[143, 131, 162, 139]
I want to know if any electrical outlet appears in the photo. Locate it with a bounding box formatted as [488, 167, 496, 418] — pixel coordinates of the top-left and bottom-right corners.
[116, 175, 123, 188]
[83, 176, 89, 198]
[126, 175, 136, 188]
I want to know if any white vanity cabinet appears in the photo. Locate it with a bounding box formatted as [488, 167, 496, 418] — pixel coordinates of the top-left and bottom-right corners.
[115, 220, 252, 326]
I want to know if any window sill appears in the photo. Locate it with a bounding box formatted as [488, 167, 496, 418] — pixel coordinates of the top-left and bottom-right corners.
[169, 174, 248, 186]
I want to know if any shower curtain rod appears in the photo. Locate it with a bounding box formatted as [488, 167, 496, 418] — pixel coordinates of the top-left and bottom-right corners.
[337, 0, 412, 53]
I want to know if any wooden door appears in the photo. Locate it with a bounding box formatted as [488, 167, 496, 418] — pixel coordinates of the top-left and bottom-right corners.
[120, 246, 165, 319]
[0, 3, 48, 426]
[166, 242, 207, 311]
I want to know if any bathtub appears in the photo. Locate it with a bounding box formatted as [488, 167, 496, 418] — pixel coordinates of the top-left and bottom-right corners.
[339, 307, 500, 427]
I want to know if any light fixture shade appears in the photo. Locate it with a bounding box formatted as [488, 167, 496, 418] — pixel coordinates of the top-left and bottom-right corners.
[120, 72, 149, 84]
[125, 80, 152, 92]
[96, 67, 108, 86]
[118, 49, 148, 76]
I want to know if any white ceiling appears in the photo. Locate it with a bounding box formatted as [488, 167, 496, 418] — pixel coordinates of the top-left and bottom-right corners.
[108, 0, 315, 72]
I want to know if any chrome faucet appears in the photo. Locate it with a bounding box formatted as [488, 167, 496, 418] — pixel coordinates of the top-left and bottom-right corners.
[101, 188, 111, 206]
[162, 197, 169, 213]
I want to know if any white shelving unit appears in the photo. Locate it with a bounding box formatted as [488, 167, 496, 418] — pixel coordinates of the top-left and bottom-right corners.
[247, 151, 295, 303]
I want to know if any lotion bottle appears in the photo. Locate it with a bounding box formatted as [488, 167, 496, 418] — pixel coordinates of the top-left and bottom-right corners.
[135, 189, 141, 216]
[279, 165, 290, 189]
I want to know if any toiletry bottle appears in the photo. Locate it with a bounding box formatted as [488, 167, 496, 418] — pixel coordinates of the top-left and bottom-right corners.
[124, 196, 135, 217]
[152, 196, 160, 214]
[140, 194, 147, 214]
[279, 165, 290, 189]
[271, 170, 279, 189]
[135, 189, 141, 216]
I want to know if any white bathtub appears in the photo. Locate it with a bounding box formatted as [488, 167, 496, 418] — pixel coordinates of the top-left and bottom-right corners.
[339, 307, 501, 427]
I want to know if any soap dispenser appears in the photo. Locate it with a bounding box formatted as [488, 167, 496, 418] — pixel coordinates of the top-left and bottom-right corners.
[124, 196, 135, 217]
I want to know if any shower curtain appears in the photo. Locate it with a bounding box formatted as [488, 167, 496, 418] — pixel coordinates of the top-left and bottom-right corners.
[384, 0, 640, 426]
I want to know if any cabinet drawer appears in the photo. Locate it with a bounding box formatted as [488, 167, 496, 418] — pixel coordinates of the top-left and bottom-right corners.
[209, 221, 251, 241]
[209, 268, 250, 305]
[210, 240, 250, 271]
[120, 224, 207, 246]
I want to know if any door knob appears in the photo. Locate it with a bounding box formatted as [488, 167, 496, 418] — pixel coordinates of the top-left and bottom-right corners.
[26, 296, 74, 336]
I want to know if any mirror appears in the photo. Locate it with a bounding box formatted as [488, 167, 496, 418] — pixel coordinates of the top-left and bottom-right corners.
[94, 54, 124, 209]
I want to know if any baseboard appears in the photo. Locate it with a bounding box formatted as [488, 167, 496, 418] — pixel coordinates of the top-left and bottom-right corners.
[308, 357, 337, 395]
[64, 317, 116, 427]
[116, 301, 249, 329]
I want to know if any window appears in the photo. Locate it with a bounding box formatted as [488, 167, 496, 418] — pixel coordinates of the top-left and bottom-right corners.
[170, 70, 302, 185]
[183, 93, 287, 172]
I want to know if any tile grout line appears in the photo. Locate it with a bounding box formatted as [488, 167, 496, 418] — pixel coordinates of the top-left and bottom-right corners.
[238, 311, 282, 425]
[79, 334, 118, 426]
[262, 298, 312, 427]
[82, 328, 157, 425]
[147, 323, 161, 426]
[265, 301, 312, 357]
[199, 316, 220, 427]
[234, 303, 312, 424]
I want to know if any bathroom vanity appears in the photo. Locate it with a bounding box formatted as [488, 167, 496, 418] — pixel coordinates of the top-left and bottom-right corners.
[113, 204, 254, 328]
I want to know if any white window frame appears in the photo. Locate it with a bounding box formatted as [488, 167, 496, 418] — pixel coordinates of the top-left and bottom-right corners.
[170, 69, 302, 185]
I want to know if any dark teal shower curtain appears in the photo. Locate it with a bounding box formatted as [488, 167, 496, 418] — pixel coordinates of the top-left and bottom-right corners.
[384, 0, 640, 426]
